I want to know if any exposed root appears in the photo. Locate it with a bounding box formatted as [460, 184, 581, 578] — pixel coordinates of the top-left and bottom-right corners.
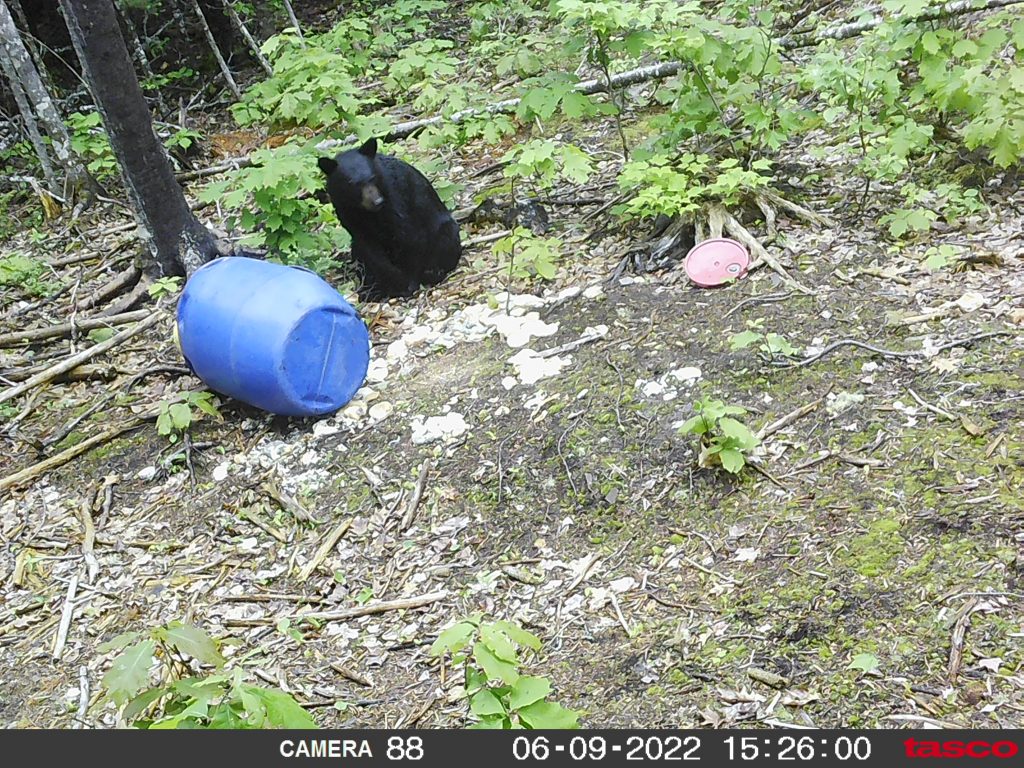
[706, 204, 726, 240]
[100, 276, 152, 317]
[78, 265, 141, 312]
[694, 217, 707, 244]
[649, 217, 686, 259]
[649, 216, 695, 263]
[613, 189, 826, 293]
[704, 204, 813, 295]
[758, 189, 833, 227]
[754, 195, 778, 240]
[608, 244, 648, 282]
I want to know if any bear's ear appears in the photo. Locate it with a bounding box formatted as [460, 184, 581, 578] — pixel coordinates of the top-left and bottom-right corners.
[358, 138, 378, 158]
[317, 156, 337, 175]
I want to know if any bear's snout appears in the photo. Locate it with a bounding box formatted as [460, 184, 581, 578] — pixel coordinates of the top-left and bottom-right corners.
[361, 184, 385, 212]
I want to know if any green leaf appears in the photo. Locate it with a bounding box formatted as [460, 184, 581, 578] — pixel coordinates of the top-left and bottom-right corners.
[906, 208, 936, 232]
[923, 250, 950, 271]
[192, 394, 220, 418]
[148, 712, 193, 729]
[560, 147, 593, 184]
[88, 327, 115, 344]
[156, 413, 173, 436]
[206, 701, 249, 729]
[718, 447, 745, 474]
[122, 686, 169, 722]
[164, 686, 212, 723]
[102, 640, 156, 707]
[466, 665, 489, 695]
[951, 39, 977, 58]
[921, 31, 941, 55]
[517, 700, 579, 729]
[470, 688, 507, 717]
[989, 128, 1021, 168]
[480, 623, 518, 662]
[431, 620, 477, 656]
[159, 622, 225, 668]
[677, 415, 708, 435]
[168, 402, 192, 431]
[729, 330, 761, 350]
[623, 31, 649, 58]
[474, 641, 520, 685]
[718, 418, 758, 450]
[170, 676, 224, 704]
[764, 333, 800, 357]
[560, 91, 594, 119]
[492, 621, 541, 651]
[886, 213, 909, 238]
[470, 716, 509, 729]
[848, 653, 880, 674]
[534, 258, 557, 280]
[509, 676, 551, 711]
[698, 399, 728, 420]
[241, 685, 319, 729]
[97, 631, 143, 654]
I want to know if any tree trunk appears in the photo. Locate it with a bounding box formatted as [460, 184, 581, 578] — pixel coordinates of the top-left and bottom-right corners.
[280, 0, 303, 46]
[0, 45, 57, 191]
[169, 0, 190, 40]
[221, 0, 272, 76]
[0, 0, 92, 202]
[59, 0, 221, 277]
[189, 0, 240, 99]
[7, 0, 55, 94]
[115, 0, 168, 115]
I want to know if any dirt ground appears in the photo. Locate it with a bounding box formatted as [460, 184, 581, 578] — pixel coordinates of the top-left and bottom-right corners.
[2, 152, 1022, 728]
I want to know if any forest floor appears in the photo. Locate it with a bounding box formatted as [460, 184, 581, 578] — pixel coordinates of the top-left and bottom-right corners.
[2, 9, 1024, 732]
[2, 141, 1022, 727]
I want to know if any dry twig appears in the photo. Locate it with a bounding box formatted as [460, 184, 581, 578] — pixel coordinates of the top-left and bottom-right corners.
[77, 494, 99, 582]
[400, 461, 432, 531]
[297, 518, 352, 582]
[0, 312, 163, 405]
[52, 573, 80, 660]
[224, 590, 448, 627]
[0, 309, 150, 347]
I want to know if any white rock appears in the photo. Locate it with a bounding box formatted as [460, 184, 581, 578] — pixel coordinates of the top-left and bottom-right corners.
[735, 547, 760, 562]
[312, 420, 340, 437]
[955, 291, 986, 312]
[410, 412, 469, 444]
[368, 402, 393, 421]
[508, 348, 570, 385]
[365, 358, 389, 383]
[669, 366, 702, 383]
[609, 576, 636, 593]
[491, 311, 559, 348]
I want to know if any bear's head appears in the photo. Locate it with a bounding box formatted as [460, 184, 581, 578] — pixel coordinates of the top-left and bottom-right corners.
[318, 138, 385, 213]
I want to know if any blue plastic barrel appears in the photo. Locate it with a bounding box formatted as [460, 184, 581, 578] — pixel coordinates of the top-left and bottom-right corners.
[176, 257, 370, 417]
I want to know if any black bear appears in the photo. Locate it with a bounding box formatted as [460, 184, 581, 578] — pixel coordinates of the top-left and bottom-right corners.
[317, 138, 461, 300]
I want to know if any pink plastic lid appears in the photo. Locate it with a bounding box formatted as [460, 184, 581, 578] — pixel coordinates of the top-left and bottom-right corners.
[684, 238, 750, 287]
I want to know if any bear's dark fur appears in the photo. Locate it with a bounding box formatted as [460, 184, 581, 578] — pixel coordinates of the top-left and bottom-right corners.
[317, 138, 461, 300]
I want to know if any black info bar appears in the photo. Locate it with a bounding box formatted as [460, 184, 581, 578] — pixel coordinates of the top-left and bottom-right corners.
[1, 729, 1021, 766]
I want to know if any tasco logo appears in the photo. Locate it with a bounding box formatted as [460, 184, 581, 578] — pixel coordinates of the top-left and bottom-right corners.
[904, 739, 1020, 759]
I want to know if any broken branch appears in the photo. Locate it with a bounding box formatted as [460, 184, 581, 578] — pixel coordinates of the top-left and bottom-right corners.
[0, 312, 163, 406]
